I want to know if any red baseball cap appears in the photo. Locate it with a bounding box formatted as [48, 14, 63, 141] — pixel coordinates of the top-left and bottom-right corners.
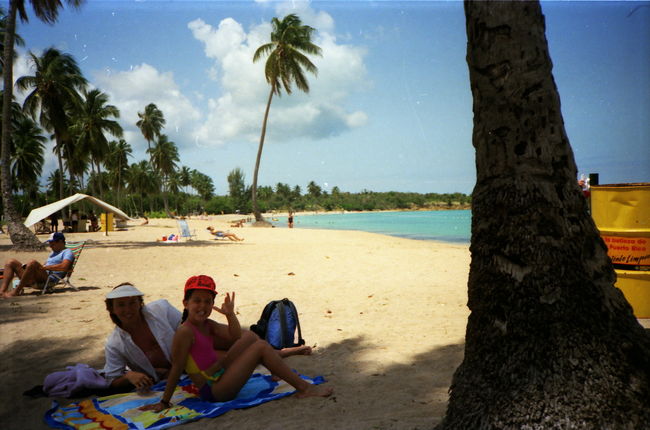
[184, 275, 217, 295]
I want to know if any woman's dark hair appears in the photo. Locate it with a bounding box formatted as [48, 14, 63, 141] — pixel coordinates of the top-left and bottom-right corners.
[105, 282, 145, 327]
[181, 288, 216, 323]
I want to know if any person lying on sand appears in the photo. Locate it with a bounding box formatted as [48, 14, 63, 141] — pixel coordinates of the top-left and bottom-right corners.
[207, 226, 244, 242]
[103, 283, 311, 393]
[141, 276, 331, 412]
[1, 232, 74, 298]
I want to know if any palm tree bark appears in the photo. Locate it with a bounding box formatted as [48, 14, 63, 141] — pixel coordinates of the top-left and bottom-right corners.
[251, 86, 274, 223]
[1, 0, 45, 250]
[437, 2, 650, 428]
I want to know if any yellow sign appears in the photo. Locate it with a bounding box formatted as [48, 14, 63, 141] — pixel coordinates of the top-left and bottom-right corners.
[603, 236, 650, 266]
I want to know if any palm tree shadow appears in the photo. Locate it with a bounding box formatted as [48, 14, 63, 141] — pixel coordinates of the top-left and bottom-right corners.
[215, 336, 465, 429]
[0, 335, 106, 429]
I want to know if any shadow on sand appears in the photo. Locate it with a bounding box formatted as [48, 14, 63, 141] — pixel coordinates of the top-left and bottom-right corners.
[0, 332, 464, 430]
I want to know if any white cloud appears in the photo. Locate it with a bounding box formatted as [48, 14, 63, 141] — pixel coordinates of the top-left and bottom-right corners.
[188, 2, 368, 147]
[94, 63, 201, 151]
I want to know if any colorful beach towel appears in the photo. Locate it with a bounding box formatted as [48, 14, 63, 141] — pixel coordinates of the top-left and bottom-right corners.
[45, 372, 324, 430]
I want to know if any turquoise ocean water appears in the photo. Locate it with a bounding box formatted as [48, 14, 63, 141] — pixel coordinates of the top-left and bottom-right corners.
[272, 210, 471, 244]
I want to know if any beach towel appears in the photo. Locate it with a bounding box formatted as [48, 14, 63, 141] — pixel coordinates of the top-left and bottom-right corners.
[44, 371, 324, 430]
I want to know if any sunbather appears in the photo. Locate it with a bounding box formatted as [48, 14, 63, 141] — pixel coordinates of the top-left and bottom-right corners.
[141, 275, 332, 412]
[207, 226, 244, 242]
[1, 232, 74, 298]
[103, 282, 311, 393]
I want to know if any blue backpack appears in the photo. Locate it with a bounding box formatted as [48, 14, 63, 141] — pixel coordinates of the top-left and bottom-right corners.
[250, 299, 305, 349]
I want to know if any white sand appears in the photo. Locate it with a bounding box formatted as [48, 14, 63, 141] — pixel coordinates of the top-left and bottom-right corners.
[0, 217, 471, 429]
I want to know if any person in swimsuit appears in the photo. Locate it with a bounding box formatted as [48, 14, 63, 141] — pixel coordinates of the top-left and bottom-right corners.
[103, 283, 181, 392]
[103, 282, 311, 394]
[207, 226, 244, 242]
[142, 275, 332, 411]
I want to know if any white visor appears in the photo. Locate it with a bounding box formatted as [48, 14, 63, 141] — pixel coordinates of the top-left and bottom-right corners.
[106, 284, 144, 299]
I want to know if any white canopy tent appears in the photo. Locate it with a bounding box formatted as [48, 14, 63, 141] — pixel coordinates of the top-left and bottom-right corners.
[23, 193, 133, 228]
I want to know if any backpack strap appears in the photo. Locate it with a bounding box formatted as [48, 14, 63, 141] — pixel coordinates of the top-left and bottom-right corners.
[286, 300, 305, 346]
[277, 300, 288, 348]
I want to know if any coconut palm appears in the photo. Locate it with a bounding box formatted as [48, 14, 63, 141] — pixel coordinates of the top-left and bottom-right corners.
[10, 114, 45, 193]
[437, 2, 650, 428]
[70, 88, 123, 200]
[17, 47, 87, 200]
[251, 13, 321, 223]
[147, 134, 178, 215]
[2, 1, 83, 249]
[0, 7, 24, 75]
[106, 139, 132, 209]
[190, 169, 214, 201]
[126, 160, 159, 214]
[136, 103, 165, 153]
[178, 165, 192, 193]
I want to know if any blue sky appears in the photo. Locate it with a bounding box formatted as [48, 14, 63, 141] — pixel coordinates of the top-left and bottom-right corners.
[11, 0, 650, 195]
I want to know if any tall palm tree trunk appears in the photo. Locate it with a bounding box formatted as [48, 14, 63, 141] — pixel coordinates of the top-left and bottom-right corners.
[437, 1, 650, 428]
[54, 144, 65, 200]
[96, 161, 104, 201]
[1, 0, 45, 250]
[251, 86, 274, 222]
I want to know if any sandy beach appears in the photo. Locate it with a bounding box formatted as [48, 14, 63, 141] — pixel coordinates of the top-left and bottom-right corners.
[0, 216, 471, 429]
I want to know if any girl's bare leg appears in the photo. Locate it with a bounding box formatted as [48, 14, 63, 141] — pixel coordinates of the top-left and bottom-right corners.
[279, 345, 312, 358]
[212, 340, 332, 402]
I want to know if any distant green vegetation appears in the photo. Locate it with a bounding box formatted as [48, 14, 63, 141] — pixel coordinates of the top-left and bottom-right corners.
[201, 169, 471, 216]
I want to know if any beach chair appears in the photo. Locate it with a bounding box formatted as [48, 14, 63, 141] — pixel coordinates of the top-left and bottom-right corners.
[177, 219, 196, 241]
[42, 241, 86, 295]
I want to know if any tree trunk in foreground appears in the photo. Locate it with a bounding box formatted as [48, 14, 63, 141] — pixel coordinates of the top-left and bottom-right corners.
[438, 1, 650, 428]
[1, 0, 45, 251]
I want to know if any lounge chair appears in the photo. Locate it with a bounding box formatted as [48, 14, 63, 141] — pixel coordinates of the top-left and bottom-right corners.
[177, 219, 196, 241]
[42, 241, 86, 295]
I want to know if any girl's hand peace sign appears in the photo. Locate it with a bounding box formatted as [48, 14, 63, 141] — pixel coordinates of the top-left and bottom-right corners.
[213, 291, 235, 316]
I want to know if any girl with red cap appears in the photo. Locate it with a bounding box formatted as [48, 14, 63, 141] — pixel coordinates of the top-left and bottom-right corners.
[142, 275, 332, 411]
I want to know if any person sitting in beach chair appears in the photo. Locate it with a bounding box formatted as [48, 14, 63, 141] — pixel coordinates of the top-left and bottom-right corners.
[207, 226, 244, 242]
[0, 232, 75, 298]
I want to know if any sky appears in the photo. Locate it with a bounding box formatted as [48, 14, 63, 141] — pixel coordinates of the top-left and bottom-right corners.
[9, 0, 650, 195]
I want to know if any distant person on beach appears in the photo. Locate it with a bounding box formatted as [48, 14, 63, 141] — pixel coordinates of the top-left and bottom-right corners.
[71, 210, 79, 232]
[140, 275, 331, 412]
[141, 215, 149, 226]
[288, 211, 294, 229]
[49, 212, 59, 233]
[103, 282, 311, 393]
[207, 226, 244, 242]
[89, 212, 99, 232]
[0, 232, 74, 298]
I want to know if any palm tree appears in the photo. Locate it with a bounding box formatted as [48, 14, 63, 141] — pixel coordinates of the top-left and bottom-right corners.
[106, 139, 132, 209]
[437, 2, 650, 428]
[178, 165, 192, 194]
[136, 103, 165, 153]
[70, 88, 123, 200]
[2, 1, 83, 249]
[125, 161, 149, 215]
[251, 13, 322, 223]
[190, 169, 214, 201]
[10, 114, 45, 193]
[0, 7, 24, 76]
[17, 47, 87, 200]
[147, 134, 178, 216]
